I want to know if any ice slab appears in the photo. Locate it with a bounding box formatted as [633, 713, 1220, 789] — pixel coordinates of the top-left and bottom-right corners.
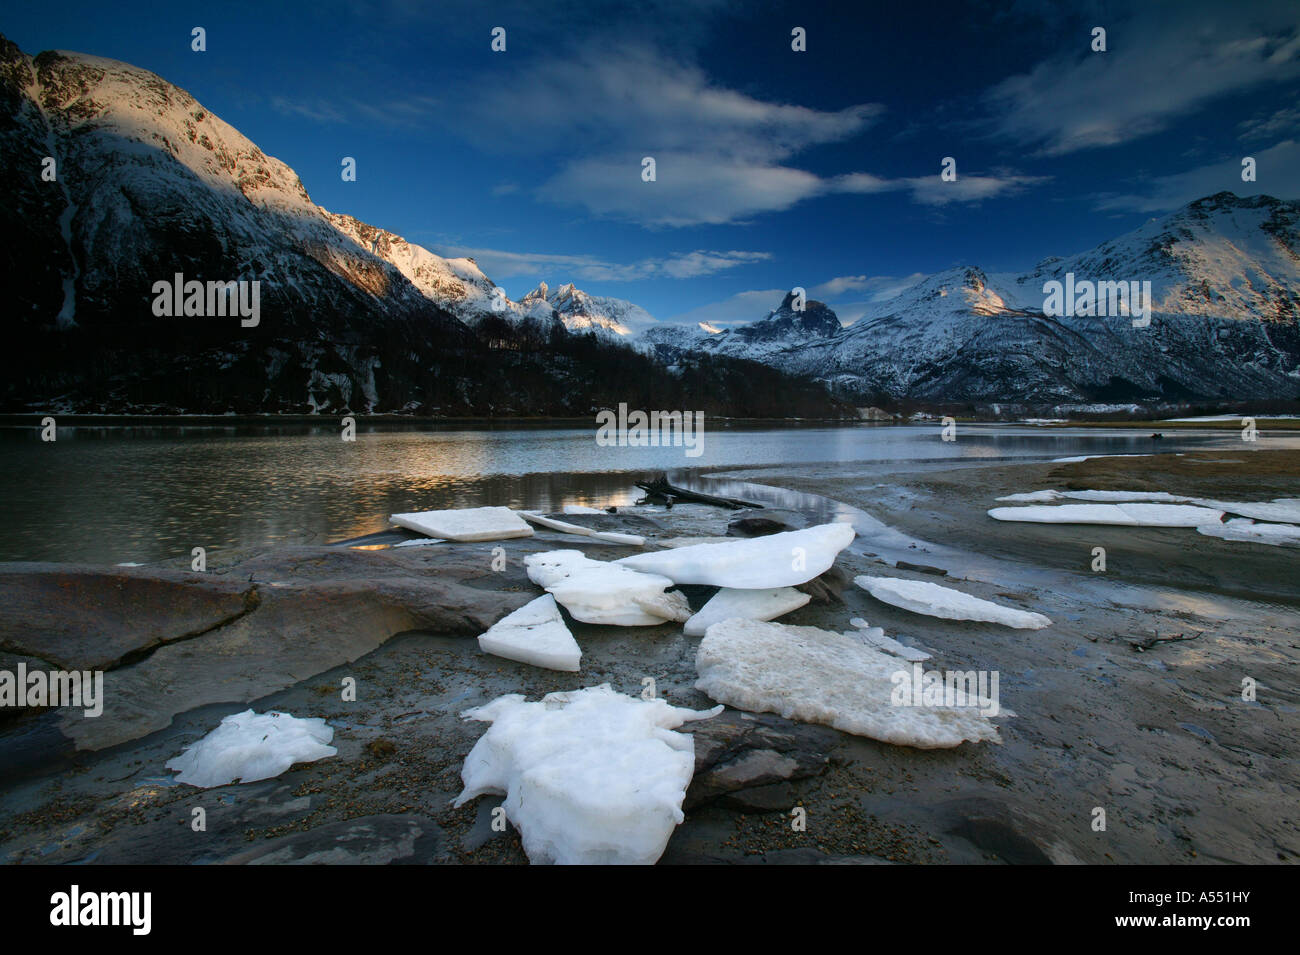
[848, 618, 931, 661]
[518, 511, 644, 546]
[166, 709, 336, 787]
[390, 506, 533, 542]
[988, 503, 1223, 527]
[856, 575, 1051, 629]
[995, 490, 1300, 524]
[525, 550, 690, 626]
[683, 587, 810, 637]
[1196, 519, 1300, 546]
[478, 594, 581, 671]
[616, 522, 855, 588]
[453, 685, 721, 864]
[563, 504, 606, 515]
[695, 620, 1004, 749]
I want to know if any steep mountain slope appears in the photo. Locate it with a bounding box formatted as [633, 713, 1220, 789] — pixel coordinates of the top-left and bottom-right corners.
[519, 282, 656, 340]
[0, 35, 843, 416]
[644, 194, 1300, 403]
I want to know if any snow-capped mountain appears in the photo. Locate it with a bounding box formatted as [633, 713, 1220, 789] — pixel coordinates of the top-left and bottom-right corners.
[642, 194, 1300, 402]
[519, 281, 655, 340]
[0, 35, 663, 412]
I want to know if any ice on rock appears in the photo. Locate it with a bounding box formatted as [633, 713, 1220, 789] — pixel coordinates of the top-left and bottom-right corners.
[562, 504, 606, 515]
[615, 522, 856, 588]
[518, 510, 644, 546]
[683, 587, 810, 636]
[694, 620, 1004, 749]
[478, 594, 581, 671]
[166, 709, 336, 788]
[1196, 519, 1300, 546]
[1196, 499, 1300, 524]
[994, 490, 1300, 524]
[987, 503, 1223, 527]
[452, 685, 722, 864]
[524, 550, 690, 626]
[848, 618, 931, 661]
[390, 506, 533, 541]
[856, 575, 1051, 629]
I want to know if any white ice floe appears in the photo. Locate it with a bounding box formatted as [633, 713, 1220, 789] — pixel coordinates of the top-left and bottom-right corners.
[1196, 519, 1300, 546]
[518, 510, 644, 546]
[616, 522, 855, 588]
[1197, 499, 1300, 524]
[478, 594, 581, 671]
[166, 710, 336, 788]
[392, 537, 445, 548]
[390, 506, 533, 542]
[988, 502, 1224, 527]
[453, 684, 721, 864]
[855, 575, 1052, 629]
[682, 586, 810, 637]
[1051, 453, 1154, 463]
[694, 620, 1004, 749]
[848, 618, 931, 661]
[525, 550, 690, 626]
[562, 504, 606, 515]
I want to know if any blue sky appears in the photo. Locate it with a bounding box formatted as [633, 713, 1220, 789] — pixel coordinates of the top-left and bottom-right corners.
[6, 0, 1299, 325]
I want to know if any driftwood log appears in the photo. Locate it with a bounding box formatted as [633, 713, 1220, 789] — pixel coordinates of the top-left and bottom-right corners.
[634, 475, 764, 510]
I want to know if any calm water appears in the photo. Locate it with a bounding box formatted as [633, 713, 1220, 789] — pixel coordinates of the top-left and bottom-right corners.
[1, 422, 1292, 564]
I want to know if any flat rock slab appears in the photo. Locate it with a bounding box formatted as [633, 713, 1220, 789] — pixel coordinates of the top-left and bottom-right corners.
[222, 813, 446, 865]
[681, 710, 836, 809]
[0, 545, 538, 752]
[0, 564, 255, 671]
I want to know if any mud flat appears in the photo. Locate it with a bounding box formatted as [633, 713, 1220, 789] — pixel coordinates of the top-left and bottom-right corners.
[1, 457, 1296, 865]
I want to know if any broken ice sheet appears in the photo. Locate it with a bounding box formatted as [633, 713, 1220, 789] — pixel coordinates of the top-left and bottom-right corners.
[477, 594, 581, 671]
[1196, 518, 1300, 546]
[988, 502, 1224, 527]
[390, 506, 533, 541]
[524, 549, 689, 626]
[616, 522, 855, 588]
[856, 575, 1051, 629]
[694, 619, 1005, 749]
[453, 685, 721, 864]
[683, 586, 810, 636]
[165, 709, 336, 788]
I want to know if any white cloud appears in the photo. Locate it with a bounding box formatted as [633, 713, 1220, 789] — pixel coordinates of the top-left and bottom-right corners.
[665, 289, 789, 327]
[435, 245, 771, 282]
[985, 0, 1300, 156]
[897, 174, 1049, 206]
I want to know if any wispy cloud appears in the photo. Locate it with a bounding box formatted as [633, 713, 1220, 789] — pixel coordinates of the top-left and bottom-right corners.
[435, 245, 771, 282]
[1095, 139, 1300, 213]
[984, 0, 1300, 156]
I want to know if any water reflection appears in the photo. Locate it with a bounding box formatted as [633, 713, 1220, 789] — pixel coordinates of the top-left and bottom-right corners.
[1, 423, 1295, 564]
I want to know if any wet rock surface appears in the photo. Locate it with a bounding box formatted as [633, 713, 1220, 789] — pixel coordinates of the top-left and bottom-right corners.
[2, 472, 1296, 865]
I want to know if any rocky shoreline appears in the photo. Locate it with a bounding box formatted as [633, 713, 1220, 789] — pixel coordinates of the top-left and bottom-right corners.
[1, 455, 1296, 864]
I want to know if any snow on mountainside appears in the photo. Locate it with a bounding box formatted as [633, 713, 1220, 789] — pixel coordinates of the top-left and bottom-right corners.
[642, 194, 1300, 402]
[520, 281, 656, 340]
[0, 34, 673, 412]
